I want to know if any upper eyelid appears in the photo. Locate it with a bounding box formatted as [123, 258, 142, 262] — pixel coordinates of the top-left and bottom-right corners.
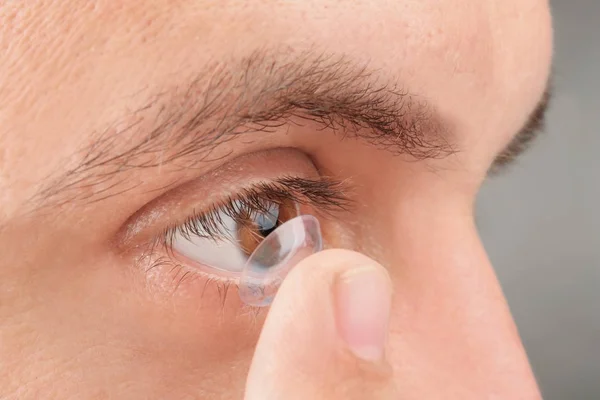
[161, 184, 303, 246]
[160, 175, 351, 246]
[120, 174, 350, 258]
[115, 148, 320, 245]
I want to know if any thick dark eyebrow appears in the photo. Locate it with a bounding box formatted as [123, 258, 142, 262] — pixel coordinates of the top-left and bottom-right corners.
[34, 51, 453, 207]
[490, 85, 552, 173]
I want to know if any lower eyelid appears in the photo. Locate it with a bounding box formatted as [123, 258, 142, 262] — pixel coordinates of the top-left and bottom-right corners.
[137, 249, 244, 303]
[139, 206, 328, 305]
[136, 203, 342, 299]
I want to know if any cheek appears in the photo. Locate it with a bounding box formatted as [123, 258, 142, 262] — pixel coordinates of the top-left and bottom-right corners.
[0, 225, 260, 399]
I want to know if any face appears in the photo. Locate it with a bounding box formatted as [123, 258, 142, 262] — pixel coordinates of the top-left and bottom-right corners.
[0, 1, 552, 399]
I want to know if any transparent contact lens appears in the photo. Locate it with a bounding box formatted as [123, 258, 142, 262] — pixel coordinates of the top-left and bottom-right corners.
[238, 215, 323, 307]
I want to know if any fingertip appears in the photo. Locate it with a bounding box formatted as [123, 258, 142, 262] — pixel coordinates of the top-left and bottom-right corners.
[274, 249, 393, 363]
[245, 249, 395, 399]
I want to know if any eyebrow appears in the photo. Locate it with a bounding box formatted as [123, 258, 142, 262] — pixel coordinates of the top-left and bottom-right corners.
[34, 51, 454, 207]
[490, 86, 552, 173]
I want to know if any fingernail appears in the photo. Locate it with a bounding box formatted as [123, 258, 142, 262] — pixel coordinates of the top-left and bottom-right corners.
[335, 265, 392, 362]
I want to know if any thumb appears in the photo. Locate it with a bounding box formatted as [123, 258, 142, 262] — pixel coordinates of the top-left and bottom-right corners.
[244, 249, 397, 400]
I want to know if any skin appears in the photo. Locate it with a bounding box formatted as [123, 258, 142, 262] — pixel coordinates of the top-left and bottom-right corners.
[0, 1, 552, 399]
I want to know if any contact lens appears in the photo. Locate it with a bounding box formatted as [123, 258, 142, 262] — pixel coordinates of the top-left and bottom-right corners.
[238, 215, 323, 307]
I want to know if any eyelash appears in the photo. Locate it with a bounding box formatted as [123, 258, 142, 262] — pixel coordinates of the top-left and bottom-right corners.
[163, 177, 349, 248]
[161, 176, 349, 248]
[142, 176, 350, 299]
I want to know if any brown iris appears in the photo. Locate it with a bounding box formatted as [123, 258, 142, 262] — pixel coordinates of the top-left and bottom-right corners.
[237, 199, 298, 257]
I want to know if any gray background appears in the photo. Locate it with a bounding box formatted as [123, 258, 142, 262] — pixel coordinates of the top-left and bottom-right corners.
[476, 1, 599, 398]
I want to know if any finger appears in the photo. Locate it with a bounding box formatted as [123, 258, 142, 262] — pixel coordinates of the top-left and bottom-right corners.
[244, 249, 398, 400]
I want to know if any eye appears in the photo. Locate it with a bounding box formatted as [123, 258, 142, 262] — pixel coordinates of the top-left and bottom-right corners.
[170, 196, 300, 273]
[156, 176, 351, 278]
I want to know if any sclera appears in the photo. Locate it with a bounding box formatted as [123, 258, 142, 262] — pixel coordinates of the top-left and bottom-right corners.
[238, 215, 323, 307]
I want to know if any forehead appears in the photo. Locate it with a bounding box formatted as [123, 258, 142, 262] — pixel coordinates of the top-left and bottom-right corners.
[0, 1, 503, 107]
[0, 0, 547, 115]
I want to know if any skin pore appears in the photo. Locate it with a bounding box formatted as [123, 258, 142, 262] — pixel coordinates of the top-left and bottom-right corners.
[0, 1, 552, 399]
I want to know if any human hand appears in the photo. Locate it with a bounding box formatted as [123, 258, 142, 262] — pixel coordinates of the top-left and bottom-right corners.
[244, 249, 397, 400]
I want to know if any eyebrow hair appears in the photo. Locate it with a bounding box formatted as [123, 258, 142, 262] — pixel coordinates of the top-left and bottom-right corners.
[33, 50, 453, 207]
[490, 86, 552, 173]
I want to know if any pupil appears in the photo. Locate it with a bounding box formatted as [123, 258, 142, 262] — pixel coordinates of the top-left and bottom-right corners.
[255, 203, 280, 238]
